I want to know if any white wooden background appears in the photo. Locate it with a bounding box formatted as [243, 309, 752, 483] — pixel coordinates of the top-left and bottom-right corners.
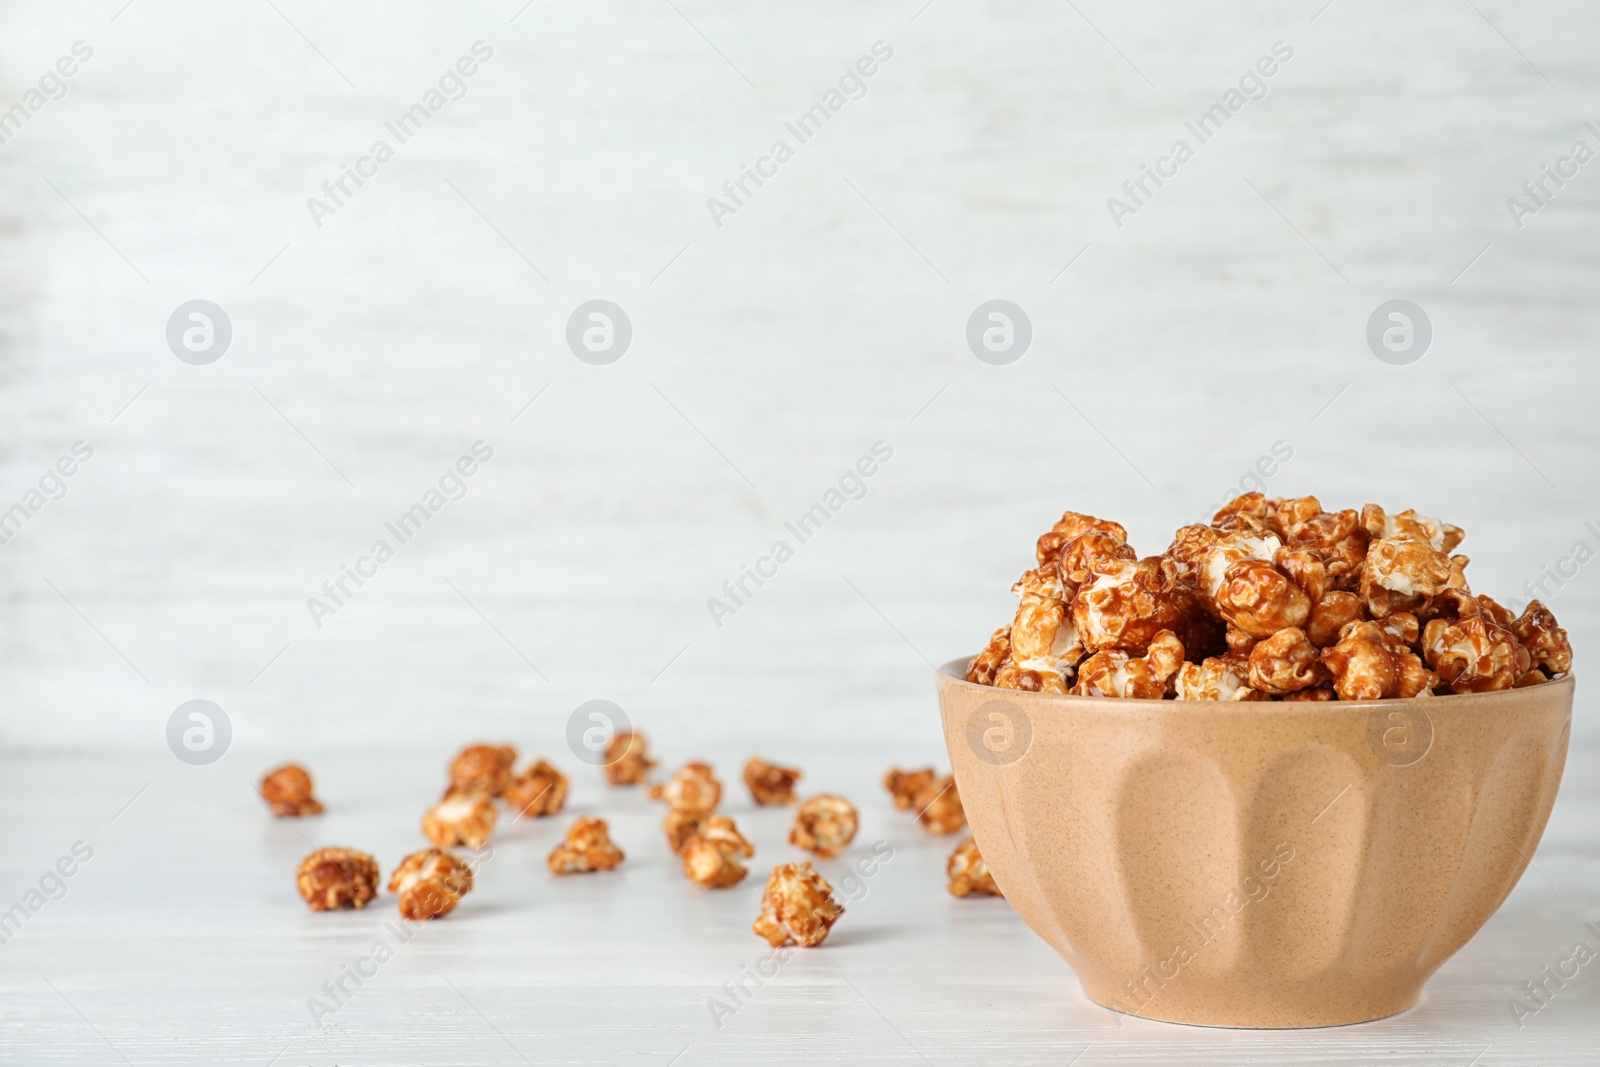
[1, 0, 1597, 1063]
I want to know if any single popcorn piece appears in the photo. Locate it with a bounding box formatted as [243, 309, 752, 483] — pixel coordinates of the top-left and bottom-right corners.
[743, 757, 803, 806]
[1513, 600, 1571, 676]
[966, 626, 1012, 684]
[789, 794, 859, 858]
[884, 767, 937, 810]
[1275, 546, 1329, 604]
[1164, 524, 1222, 585]
[260, 763, 324, 817]
[1009, 571, 1084, 687]
[1212, 492, 1278, 535]
[650, 761, 722, 817]
[1214, 559, 1311, 638]
[503, 759, 569, 819]
[449, 743, 516, 797]
[548, 815, 625, 874]
[751, 862, 845, 948]
[1071, 556, 1179, 652]
[1307, 590, 1366, 648]
[1321, 620, 1437, 700]
[1247, 627, 1324, 695]
[1285, 507, 1369, 589]
[993, 663, 1068, 693]
[1361, 504, 1465, 554]
[1057, 531, 1137, 589]
[1073, 630, 1185, 698]
[1199, 530, 1284, 604]
[663, 808, 704, 853]
[602, 730, 657, 786]
[1360, 537, 1454, 618]
[914, 774, 967, 835]
[388, 848, 473, 920]
[683, 816, 755, 889]
[1282, 685, 1337, 702]
[1035, 511, 1128, 570]
[1422, 613, 1531, 694]
[1174, 652, 1267, 701]
[296, 847, 379, 912]
[947, 836, 1002, 898]
[423, 791, 497, 849]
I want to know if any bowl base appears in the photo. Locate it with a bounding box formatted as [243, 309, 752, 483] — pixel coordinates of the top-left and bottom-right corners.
[1079, 979, 1419, 1029]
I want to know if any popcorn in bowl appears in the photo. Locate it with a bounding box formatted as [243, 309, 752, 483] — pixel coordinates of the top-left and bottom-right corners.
[966, 496, 1570, 700]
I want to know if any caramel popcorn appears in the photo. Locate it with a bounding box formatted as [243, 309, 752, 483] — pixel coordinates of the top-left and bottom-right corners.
[1361, 538, 1454, 618]
[650, 761, 722, 817]
[1246, 627, 1323, 695]
[260, 763, 324, 817]
[743, 757, 802, 806]
[966, 496, 1568, 701]
[1320, 621, 1436, 700]
[1422, 613, 1530, 694]
[751, 862, 844, 948]
[966, 626, 1012, 684]
[449, 743, 516, 797]
[663, 808, 704, 853]
[1174, 653, 1267, 701]
[1514, 600, 1572, 676]
[947, 836, 1002, 898]
[1071, 556, 1179, 652]
[296, 848, 379, 911]
[1073, 630, 1185, 698]
[884, 767, 936, 810]
[789, 794, 859, 858]
[683, 816, 755, 889]
[602, 730, 657, 786]
[388, 849, 473, 920]
[548, 815, 625, 874]
[423, 791, 497, 849]
[915, 774, 967, 835]
[503, 759, 569, 819]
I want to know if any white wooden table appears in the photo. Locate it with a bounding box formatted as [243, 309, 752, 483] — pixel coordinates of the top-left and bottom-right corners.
[1, 739, 1595, 1065]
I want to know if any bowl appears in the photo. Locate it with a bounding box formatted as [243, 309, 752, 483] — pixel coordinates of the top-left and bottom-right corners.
[936, 658, 1572, 1028]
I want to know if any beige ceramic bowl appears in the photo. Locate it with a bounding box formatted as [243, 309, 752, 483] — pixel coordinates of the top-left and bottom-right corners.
[936, 658, 1573, 1028]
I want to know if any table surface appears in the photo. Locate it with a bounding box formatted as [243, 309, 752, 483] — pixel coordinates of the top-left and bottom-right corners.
[1, 739, 1596, 1066]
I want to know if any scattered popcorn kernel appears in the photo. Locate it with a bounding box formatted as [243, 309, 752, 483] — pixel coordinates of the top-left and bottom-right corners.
[1321, 621, 1436, 700]
[1073, 630, 1185, 698]
[683, 816, 755, 889]
[503, 759, 569, 819]
[789, 794, 859, 858]
[423, 791, 497, 849]
[1215, 559, 1311, 638]
[260, 763, 324, 817]
[1422, 614, 1531, 694]
[449, 744, 516, 797]
[388, 849, 473, 920]
[548, 815, 625, 874]
[663, 809, 703, 853]
[1307, 591, 1366, 648]
[296, 847, 379, 911]
[1513, 600, 1571, 676]
[915, 775, 967, 835]
[1174, 653, 1267, 701]
[743, 757, 803, 806]
[947, 836, 1003, 898]
[884, 767, 936, 810]
[1071, 556, 1179, 652]
[1247, 627, 1324, 695]
[1360, 537, 1454, 618]
[751, 862, 844, 948]
[603, 730, 657, 786]
[966, 626, 1012, 685]
[650, 761, 722, 816]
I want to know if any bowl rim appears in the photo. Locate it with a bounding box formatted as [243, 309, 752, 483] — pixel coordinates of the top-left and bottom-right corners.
[936, 655, 1574, 711]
